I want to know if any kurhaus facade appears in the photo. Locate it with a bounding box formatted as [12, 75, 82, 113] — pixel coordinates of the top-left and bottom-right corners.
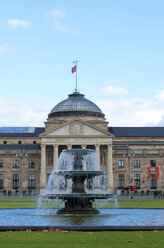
[0, 91, 164, 196]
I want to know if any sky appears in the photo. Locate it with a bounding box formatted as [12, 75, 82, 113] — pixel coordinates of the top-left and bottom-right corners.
[0, 0, 164, 127]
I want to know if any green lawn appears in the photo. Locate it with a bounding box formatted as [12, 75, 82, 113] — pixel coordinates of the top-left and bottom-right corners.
[0, 231, 164, 248]
[0, 198, 37, 208]
[0, 197, 164, 209]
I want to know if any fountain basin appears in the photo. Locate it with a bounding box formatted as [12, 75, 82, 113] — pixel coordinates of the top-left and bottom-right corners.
[45, 193, 114, 199]
[56, 170, 105, 178]
[1, 208, 164, 229]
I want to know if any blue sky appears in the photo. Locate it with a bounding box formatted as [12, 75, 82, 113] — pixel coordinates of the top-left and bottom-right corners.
[0, 0, 164, 127]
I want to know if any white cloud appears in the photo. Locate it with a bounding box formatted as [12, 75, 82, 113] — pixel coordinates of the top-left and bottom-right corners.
[1, 90, 164, 127]
[47, 8, 80, 34]
[0, 44, 9, 55]
[155, 90, 164, 101]
[0, 97, 51, 126]
[101, 86, 128, 95]
[7, 19, 31, 28]
[51, 9, 66, 31]
[96, 97, 164, 127]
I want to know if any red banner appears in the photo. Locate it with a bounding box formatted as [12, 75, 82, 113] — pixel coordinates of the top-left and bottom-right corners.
[147, 167, 151, 179]
[155, 166, 160, 180]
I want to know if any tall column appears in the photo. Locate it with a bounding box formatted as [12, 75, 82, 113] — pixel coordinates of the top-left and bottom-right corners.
[95, 144, 100, 170]
[40, 144, 47, 193]
[107, 144, 113, 192]
[53, 144, 58, 170]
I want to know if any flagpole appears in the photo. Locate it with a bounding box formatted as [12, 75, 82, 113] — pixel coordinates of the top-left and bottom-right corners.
[73, 60, 79, 92]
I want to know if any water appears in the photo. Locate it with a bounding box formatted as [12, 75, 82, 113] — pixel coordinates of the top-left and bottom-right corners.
[0, 208, 164, 226]
[38, 149, 114, 213]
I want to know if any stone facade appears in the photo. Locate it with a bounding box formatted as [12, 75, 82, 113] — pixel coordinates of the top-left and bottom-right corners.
[0, 92, 164, 196]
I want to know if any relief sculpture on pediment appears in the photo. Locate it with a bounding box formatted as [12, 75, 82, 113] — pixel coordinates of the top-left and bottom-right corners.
[70, 122, 84, 135]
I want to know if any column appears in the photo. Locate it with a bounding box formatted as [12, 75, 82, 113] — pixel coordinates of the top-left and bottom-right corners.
[40, 144, 47, 193]
[107, 144, 113, 192]
[82, 144, 86, 149]
[53, 144, 58, 170]
[67, 144, 72, 150]
[95, 144, 100, 170]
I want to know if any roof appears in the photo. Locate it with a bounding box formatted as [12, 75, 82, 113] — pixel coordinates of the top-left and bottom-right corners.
[48, 92, 104, 118]
[1, 126, 164, 138]
[0, 144, 40, 149]
[108, 127, 164, 137]
[0, 127, 45, 137]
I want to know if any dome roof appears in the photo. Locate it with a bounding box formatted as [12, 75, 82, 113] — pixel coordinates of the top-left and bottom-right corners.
[48, 92, 104, 118]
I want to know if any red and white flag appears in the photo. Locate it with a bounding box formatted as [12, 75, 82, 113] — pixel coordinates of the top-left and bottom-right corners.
[72, 65, 76, 74]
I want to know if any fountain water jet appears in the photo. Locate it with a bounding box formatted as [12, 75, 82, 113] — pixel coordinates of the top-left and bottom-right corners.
[39, 149, 115, 214]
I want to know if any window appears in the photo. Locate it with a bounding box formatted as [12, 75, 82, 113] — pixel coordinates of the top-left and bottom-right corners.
[150, 174, 157, 189]
[119, 160, 124, 167]
[13, 160, 19, 168]
[0, 174, 3, 189]
[33, 141, 36, 144]
[3, 141, 7, 144]
[150, 160, 156, 167]
[134, 160, 140, 167]
[29, 174, 35, 189]
[134, 174, 140, 189]
[118, 174, 125, 188]
[13, 174, 19, 189]
[29, 160, 35, 168]
[0, 160, 3, 168]
[18, 141, 22, 144]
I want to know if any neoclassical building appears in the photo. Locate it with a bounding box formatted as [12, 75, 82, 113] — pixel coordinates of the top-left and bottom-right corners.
[0, 91, 164, 195]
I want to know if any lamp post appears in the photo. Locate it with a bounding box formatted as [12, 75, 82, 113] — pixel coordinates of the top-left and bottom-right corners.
[123, 150, 135, 199]
[16, 152, 28, 197]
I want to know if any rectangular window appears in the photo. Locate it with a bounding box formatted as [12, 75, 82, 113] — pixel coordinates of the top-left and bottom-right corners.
[150, 160, 156, 167]
[3, 141, 7, 144]
[150, 174, 157, 189]
[33, 141, 36, 144]
[29, 160, 35, 168]
[134, 174, 140, 189]
[118, 174, 125, 189]
[119, 160, 124, 167]
[13, 174, 19, 189]
[13, 160, 19, 168]
[0, 160, 3, 168]
[0, 174, 3, 189]
[18, 141, 22, 144]
[134, 160, 140, 167]
[29, 174, 35, 189]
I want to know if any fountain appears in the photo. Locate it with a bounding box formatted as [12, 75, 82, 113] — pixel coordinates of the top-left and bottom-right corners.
[40, 148, 115, 214]
[1, 149, 164, 229]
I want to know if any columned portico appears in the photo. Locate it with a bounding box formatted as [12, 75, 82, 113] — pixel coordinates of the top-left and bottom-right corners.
[39, 119, 114, 193]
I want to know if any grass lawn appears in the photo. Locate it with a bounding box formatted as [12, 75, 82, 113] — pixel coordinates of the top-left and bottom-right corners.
[0, 197, 164, 208]
[0, 198, 37, 208]
[0, 231, 164, 248]
[94, 198, 164, 209]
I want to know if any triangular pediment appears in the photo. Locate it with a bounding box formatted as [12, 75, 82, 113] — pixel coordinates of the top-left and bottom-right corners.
[40, 119, 114, 137]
